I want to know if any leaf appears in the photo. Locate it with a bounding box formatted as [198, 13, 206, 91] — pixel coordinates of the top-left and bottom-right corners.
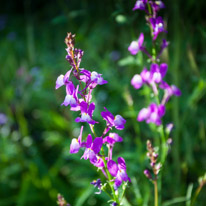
[162, 196, 190, 206]
[186, 183, 193, 206]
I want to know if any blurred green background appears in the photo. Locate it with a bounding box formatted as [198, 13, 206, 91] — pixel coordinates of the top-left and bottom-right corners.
[0, 0, 206, 205]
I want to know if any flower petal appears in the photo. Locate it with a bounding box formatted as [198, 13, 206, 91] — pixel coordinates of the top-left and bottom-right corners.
[131, 74, 143, 89]
[107, 160, 118, 177]
[55, 74, 64, 89]
[70, 138, 80, 153]
[92, 137, 103, 154]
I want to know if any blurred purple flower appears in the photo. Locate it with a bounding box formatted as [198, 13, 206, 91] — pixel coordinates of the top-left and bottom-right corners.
[150, 17, 166, 40]
[133, 0, 147, 11]
[160, 81, 181, 104]
[103, 133, 123, 145]
[0, 113, 8, 125]
[91, 179, 102, 194]
[128, 33, 144, 55]
[55, 69, 72, 89]
[150, 63, 168, 83]
[70, 126, 84, 153]
[138, 103, 165, 126]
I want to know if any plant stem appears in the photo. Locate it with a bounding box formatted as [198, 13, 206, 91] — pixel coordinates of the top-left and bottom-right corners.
[154, 180, 158, 206]
[101, 148, 120, 205]
[103, 157, 120, 205]
[190, 184, 204, 206]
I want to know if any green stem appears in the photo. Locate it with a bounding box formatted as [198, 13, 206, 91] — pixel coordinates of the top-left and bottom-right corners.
[191, 184, 204, 206]
[154, 180, 159, 206]
[101, 153, 120, 205]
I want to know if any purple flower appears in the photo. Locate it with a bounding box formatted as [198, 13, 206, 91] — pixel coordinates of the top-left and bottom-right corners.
[160, 81, 181, 104]
[141, 67, 153, 83]
[81, 135, 103, 163]
[70, 126, 84, 153]
[160, 39, 169, 50]
[150, 63, 168, 83]
[138, 103, 165, 126]
[91, 179, 102, 194]
[144, 169, 152, 180]
[128, 33, 144, 55]
[166, 123, 174, 135]
[131, 74, 143, 89]
[114, 115, 126, 130]
[75, 101, 98, 125]
[107, 157, 130, 189]
[131, 63, 168, 90]
[131, 67, 154, 90]
[158, 39, 169, 58]
[103, 133, 123, 145]
[0, 113, 8, 125]
[133, 0, 147, 11]
[61, 82, 79, 108]
[55, 69, 72, 89]
[93, 156, 105, 169]
[150, 1, 165, 12]
[90, 71, 108, 85]
[101, 108, 126, 130]
[79, 69, 107, 86]
[150, 17, 165, 40]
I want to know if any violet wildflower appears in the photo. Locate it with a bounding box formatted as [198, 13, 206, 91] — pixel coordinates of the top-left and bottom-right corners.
[91, 179, 102, 194]
[144, 169, 152, 180]
[81, 134, 103, 163]
[111, 202, 118, 206]
[129, 0, 181, 127]
[151, 1, 165, 11]
[75, 101, 98, 125]
[133, 0, 147, 11]
[80, 69, 108, 86]
[101, 107, 126, 130]
[150, 17, 166, 40]
[70, 126, 84, 154]
[55, 69, 72, 90]
[128, 33, 144, 55]
[103, 133, 123, 145]
[107, 157, 130, 189]
[165, 123, 174, 135]
[138, 103, 165, 126]
[128, 1, 182, 205]
[56, 32, 129, 205]
[61, 83, 79, 108]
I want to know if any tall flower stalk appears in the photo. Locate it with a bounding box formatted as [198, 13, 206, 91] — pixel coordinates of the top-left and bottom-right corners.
[128, 0, 181, 205]
[56, 33, 130, 205]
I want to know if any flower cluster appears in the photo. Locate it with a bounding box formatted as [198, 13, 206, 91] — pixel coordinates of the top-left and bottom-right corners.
[129, 0, 181, 126]
[56, 33, 130, 197]
[144, 140, 161, 180]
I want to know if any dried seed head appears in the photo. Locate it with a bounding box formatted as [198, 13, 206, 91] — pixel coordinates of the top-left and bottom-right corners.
[65, 32, 75, 48]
